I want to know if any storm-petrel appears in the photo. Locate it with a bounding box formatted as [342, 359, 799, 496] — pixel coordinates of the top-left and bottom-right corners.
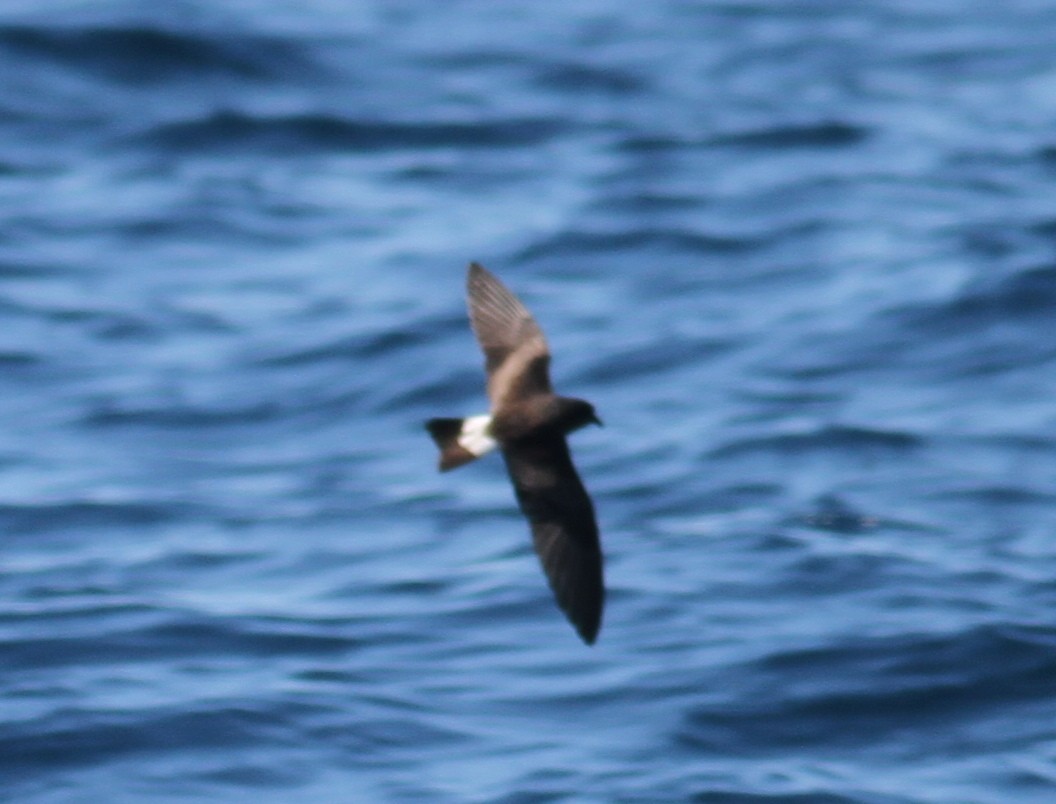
[426, 263, 604, 644]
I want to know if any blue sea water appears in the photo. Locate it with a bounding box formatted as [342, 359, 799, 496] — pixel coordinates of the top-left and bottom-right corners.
[3, 1, 1056, 801]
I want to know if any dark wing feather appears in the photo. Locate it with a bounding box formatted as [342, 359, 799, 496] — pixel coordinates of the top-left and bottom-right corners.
[466, 263, 551, 408]
[502, 435, 604, 644]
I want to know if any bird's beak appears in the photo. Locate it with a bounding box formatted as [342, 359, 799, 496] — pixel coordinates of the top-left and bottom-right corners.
[591, 413, 604, 427]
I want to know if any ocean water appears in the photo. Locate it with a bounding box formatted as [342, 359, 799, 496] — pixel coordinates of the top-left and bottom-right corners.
[3, 1, 1056, 801]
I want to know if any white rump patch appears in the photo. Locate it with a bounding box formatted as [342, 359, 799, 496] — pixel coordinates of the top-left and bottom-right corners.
[458, 414, 497, 457]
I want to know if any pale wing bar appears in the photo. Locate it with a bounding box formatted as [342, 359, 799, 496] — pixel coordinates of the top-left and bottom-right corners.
[467, 262, 547, 372]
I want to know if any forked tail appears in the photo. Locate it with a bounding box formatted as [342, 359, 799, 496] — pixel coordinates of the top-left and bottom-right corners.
[425, 414, 497, 471]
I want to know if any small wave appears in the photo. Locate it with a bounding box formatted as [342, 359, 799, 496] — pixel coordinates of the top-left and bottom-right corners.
[574, 337, 735, 385]
[677, 623, 1056, 754]
[517, 228, 760, 261]
[0, 601, 157, 624]
[0, 500, 180, 535]
[3, 614, 355, 672]
[532, 62, 646, 95]
[374, 368, 484, 412]
[786, 500, 938, 537]
[710, 425, 923, 459]
[893, 266, 1056, 334]
[589, 192, 704, 213]
[615, 121, 869, 154]
[256, 317, 462, 368]
[83, 401, 285, 429]
[709, 121, 869, 150]
[787, 494, 880, 535]
[683, 794, 861, 804]
[0, 259, 74, 278]
[875, 266, 1056, 378]
[131, 111, 564, 155]
[0, 351, 39, 366]
[305, 714, 468, 757]
[932, 485, 1056, 506]
[0, 24, 317, 84]
[0, 700, 311, 777]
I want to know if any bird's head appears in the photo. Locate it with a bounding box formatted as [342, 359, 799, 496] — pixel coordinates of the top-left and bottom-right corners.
[558, 397, 603, 433]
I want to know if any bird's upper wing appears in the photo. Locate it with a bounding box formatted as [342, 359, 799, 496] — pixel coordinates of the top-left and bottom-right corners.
[467, 262, 552, 409]
[501, 434, 604, 644]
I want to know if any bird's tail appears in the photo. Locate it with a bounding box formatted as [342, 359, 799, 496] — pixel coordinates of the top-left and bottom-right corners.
[425, 414, 497, 472]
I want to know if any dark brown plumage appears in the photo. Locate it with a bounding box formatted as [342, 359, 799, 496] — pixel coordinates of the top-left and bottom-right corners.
[426, 263, 605, 644]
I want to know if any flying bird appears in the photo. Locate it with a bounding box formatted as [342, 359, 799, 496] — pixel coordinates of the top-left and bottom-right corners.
[426, 263, 605, 644]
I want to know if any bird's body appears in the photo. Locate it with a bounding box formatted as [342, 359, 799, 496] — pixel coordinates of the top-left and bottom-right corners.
[426, 263, 605, 644]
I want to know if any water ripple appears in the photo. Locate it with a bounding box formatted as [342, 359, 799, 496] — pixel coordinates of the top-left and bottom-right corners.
[3, 1, 1056, 802]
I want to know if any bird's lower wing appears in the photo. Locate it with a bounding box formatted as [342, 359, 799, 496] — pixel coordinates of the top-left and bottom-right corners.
[502, 436, 604, 644]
